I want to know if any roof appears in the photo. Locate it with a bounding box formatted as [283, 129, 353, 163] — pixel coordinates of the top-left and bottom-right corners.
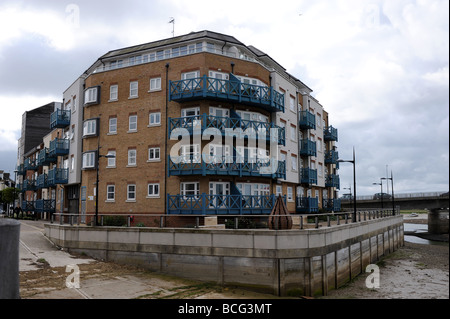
[99, 30, 245, 60]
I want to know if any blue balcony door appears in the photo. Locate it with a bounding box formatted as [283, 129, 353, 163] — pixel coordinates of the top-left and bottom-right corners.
[209, 182, 230, 208]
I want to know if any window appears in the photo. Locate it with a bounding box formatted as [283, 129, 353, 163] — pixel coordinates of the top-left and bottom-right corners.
[149, 112, 161, 126]
[148, 147, 160, 161]
[109, 117, 117, 134]
[317, 138, 322, 152]
[128, 149, 137, 166]
[291, 155, 298, 171]
[181, 182, 200, 198]
[129, 81, 138, 98]
[182, 71, 200, 80]
[290, 125, 297, 141]
[106, 185, 115, 201]
[107, 150, 116, 167]
[149, 77, 161, 91]
[276, 185, 282, 197]
[70, 156, 75, 171]
[82, 152, 96, 169]
[109, 85, 118, 101]
[83, 119, 97, 137]
[127, 184, 136, 201]
[84, 86, 99, 105]
[147, 183, 160, 197]
[318, 163, 323, 177]
[290, 96, 296, 112]
[287, 187, 293, 202]
[129, 115, 137, 132]
[73, 96, 77, 113]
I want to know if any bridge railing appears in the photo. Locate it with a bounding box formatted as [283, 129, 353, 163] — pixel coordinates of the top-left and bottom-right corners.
[355, 191, 448, 200]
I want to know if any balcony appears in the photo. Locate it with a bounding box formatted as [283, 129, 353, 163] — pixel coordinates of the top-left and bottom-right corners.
[47, 168, 68, 186]
[50, 109, 71, 129]
[35, 199, 56, 213]
[21, 200, 35, 212]
[38, 148, 57, 166]
[324, 126, 338, 142]
[168, 156, 286, 179]
[16, 164, 25, 176]
[167, 193, 284, 215]
[24, 158, 38, 171]
[323, 198, 341, 212]
[325, 174, 340, 188]
[169, 75, 285, 113]
[300, 139, 317, 157]
[296, 197, 319, 213]
[168, 114, 285, 146]
[300, 168, 317, 185]
[22, 179, 37, 191]
[299, 110, 316, 130]
[325, 150, 339, 165]
[36, 174, 49, 189]
[49, 138, 69, 157]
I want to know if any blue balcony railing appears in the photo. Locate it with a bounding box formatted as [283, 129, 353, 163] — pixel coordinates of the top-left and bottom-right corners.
[324, 126, 338, 142]
[167, 193, 284, 215]
[301, 168, 317, 185]
[49, 138, 69, 157]
[38, 148, 57, 166]
[16, 164, 25, 176]
[47, 168, 68, 186]
[50, 109, 71, 129]
[325, 150, 339, 165]
[299, 110, 316, 130]
[36, 174, 49, 189]
[296, 197, 319, 213]
[21, 200, 35, 212]
[168, 155, 286, 179]
[35, 199, 56, 213]
[323, 198, 341, 212]
[169, 75, 285, 113]
[22, 179, 37, 191]
[300, 139, 317, 157]
[168, 114, 285, 146]
[325, 174, 340, 189]
[24, 158, 38, 171]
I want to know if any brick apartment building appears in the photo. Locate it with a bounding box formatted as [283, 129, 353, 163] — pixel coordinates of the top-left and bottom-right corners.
[18, 30, 340, 226]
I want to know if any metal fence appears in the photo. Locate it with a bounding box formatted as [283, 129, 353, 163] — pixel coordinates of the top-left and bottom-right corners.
[49, 208, 398, 230]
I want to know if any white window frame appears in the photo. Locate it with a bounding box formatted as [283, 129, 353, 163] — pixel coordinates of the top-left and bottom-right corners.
[107, 150, 116, 168]
[127, 184, 136, 201]
[276, 185, 283, 197]
[109, 117, 117, 134]
[84, 87, 99, 105]
[106, 185, 115, 201]
[83, 119, 97, 137]
[128, 149, 137, 166]
[148, 147, 160, 161]
[147, 183, 160, 198]
[290, 96, 296, 112]
[182, 70, 200, 80]
[287, 187, 293, 202]
[290, 125, 297, 141]
[149, 112, 161, 127]
[180, 182, 200, 198]
[82, 152, 96, 169]
[291, 155, 298, 172]
[109, 85, 118, 101]
[149, 77, 161, 92]
[129, 81, 138, 98]
[128, 115, 137, 132]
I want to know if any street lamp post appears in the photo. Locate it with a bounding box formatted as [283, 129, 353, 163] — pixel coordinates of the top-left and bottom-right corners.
[95, 147, 115, 226]
[337, 147, 357, 223]
[372, 179, 383, 208]
[382, 171, 395, 215]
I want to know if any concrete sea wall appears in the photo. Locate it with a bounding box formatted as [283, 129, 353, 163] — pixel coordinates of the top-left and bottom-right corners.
[45, 215, 404, 296]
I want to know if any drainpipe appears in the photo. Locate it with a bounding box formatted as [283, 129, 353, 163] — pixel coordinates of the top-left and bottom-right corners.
[164, 63, 170, 223]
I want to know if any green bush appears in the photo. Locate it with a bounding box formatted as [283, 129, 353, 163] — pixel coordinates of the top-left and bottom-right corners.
[103, 216, 127, 226]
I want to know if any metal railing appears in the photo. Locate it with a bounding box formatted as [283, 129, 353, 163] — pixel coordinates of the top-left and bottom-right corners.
[49, 208, 399, 230]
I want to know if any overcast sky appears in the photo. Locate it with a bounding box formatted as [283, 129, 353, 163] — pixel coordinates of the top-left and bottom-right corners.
[0, 0, 448, 195]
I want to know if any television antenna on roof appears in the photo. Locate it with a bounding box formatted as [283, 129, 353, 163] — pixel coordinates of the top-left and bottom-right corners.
[169, 17, 175, 37]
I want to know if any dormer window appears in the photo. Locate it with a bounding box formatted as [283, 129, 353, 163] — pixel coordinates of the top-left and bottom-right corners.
[84, 86, 100, 106]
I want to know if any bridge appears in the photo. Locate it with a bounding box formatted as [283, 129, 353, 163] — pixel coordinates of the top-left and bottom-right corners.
[341, 191, 449, 210]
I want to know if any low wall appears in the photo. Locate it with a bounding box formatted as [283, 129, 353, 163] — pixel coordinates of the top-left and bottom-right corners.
[45, 215, 404, 297]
